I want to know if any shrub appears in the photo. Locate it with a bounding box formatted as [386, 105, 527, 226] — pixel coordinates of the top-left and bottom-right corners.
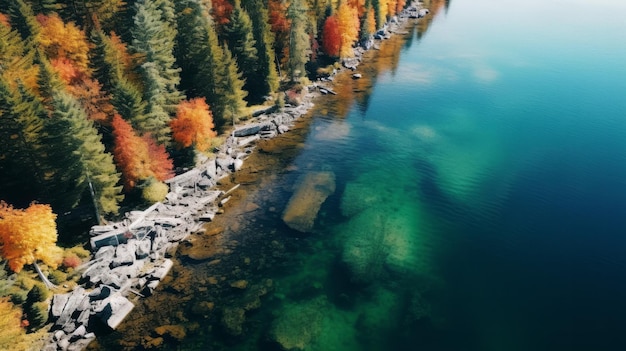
[67, 246, 90, 259]
[47, 270, 67, 285]
[141, 178, 169, 204]
[62, 253, 81, 269]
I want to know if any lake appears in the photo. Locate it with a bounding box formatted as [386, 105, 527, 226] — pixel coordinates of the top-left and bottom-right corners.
[94, 0, 626, 350]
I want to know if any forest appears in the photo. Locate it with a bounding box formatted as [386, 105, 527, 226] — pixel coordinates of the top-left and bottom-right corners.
[0, 0, 413, 338]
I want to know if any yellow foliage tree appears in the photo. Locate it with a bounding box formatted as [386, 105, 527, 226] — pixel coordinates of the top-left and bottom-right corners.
[337, 2, 360, 57]
[0, 201, 63, 274]
[35, 14, 91, 73]
[0, 298, 24, 348]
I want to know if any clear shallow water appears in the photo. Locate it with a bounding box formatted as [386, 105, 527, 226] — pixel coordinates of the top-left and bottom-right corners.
[97, 1, 626, 350]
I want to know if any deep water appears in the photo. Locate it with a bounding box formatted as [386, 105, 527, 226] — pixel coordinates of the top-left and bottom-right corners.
[94, 1, 626, 350]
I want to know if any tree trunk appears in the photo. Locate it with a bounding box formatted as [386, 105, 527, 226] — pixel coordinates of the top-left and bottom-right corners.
[33, 261, 57, 290]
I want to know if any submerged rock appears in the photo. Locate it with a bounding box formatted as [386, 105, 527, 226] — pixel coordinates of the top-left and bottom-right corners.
[282, 171, 336, 232]
[269, 296, 327, 350]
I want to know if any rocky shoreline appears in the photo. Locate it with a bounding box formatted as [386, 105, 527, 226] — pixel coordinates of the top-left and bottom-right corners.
[40, 3, 428, 350]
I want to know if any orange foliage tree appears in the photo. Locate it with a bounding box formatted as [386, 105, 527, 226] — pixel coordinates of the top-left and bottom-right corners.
[36, 14, 90, 72]
[0, 12, 9, 27]
[321, 15, 341, 58]
[337, 2, 360, 57]
[170, 98, 217, 152]
[111, 115, 173, 189]
[51, 58, 115, 123]
[365, 6, 377, 35]
[0, 201, 63, 274]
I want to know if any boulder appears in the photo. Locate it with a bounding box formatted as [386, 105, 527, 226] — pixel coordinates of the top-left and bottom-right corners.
[233, 123, 264, 137]
[282, 172, 336, 232]
[269, 296, 327, 350]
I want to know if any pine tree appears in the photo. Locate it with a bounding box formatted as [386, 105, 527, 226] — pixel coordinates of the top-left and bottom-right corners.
[27, 0, 60, 15]
[45, 91, 123, 215]
[242, 0, 280, 102]
[219, 44, 247, 126]
[287, 0, 311, 82]
[0, 78, 47, 208]
[111, 77, 147, 130]
[131, 0, 184, 144]
[223, 0, 258, 104]
[0, 17, 39, 91]
[175, 0, 246, 130]
[5, 0, 40, 43]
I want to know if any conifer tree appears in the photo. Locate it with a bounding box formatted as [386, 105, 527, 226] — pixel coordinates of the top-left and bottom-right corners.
[224, 0, 258, 103]
[287, 0, 311, 82]
[0, 18, 39, 91]
[131, 0, 184, 144]
[111, 77, 147, 129]
[219, 44, 247, 126]
[5, 0, 40, 43]
[175, 0, 246, 130]
[44, 91, 123, 215]
[242, 0, 280, 102]
[0, 78, 47, 207]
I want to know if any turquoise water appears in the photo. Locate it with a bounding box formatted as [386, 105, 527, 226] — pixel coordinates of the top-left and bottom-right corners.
[96, 1, 626, 350]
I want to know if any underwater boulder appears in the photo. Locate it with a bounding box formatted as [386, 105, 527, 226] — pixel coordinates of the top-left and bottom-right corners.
[340, 208, 388, 283]
[269, 296, 327, 350]
[282, 172, 336, 232]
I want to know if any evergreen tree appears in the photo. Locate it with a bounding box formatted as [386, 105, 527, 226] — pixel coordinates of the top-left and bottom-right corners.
[0, 17, 39, 90]
[26, 0, 60, 15]
[0, 78, 47, 208]
[110, 77, 147, 128]
[223, 0, 258, 103]
[287, 0, 311, 82]
[5, 0, 40, 43]
[242, 0, 280, 102]
[45, 91, 123, 215]
[131, 0, 184, 144]
[219, 44, 247, 126]
[175, 0, 246, 130]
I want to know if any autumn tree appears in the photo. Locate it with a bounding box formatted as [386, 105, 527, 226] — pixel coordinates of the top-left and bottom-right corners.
[112, 114, 173, 190]
[211, 0, 233, 28]
[337, 1, 360, 57]
[267, 0, 290, 72]
[287, 0, 311, 82]
[0, 201, 63, 281]
[171, 98, 217, 152]
[36, 13, 91, 72]
[360, 3, 377, 41]
[321, 15, 341, 58]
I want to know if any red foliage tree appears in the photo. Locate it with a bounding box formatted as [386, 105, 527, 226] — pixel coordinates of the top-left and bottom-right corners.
[170, 98, 217, 152]
[211, 0, 234, 26]
[321, 15, 341, 58]
[111, 115, 173, 189]
[0, 12, 9, 27]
